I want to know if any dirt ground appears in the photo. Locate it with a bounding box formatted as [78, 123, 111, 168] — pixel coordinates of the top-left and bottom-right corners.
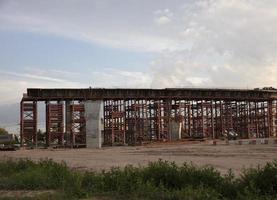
[1, 142, 277, 175]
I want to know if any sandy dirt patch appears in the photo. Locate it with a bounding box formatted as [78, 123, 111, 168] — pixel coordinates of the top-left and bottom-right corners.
[1, 142, 276, 175]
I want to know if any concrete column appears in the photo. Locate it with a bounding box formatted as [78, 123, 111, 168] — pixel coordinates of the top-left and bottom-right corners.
[170, 121, 180, 140]
[84, 100, 102, 148]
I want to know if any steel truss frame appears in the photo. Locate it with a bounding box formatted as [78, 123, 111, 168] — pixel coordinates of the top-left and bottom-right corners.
[20, 101, 37, 146]
[103, 99, 277, 145]
[69, 103, 86, 147]
[20, 97, 277, 147]
[46, 102, 64, 146]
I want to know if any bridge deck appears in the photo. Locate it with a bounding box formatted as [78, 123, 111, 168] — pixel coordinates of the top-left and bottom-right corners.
[25, 88, 277, 101]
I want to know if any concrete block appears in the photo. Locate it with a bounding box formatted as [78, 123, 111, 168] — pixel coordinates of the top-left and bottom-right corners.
[85, 100, 103, 148]
[170, 121, 181, 140]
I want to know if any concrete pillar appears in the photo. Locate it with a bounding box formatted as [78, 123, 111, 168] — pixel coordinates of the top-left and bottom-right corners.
[178, 122, 182, 140]
[84, 100, 102, 148]
[170, 121, 180, 140]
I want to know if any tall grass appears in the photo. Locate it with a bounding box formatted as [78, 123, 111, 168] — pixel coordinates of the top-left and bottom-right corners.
[0, 159, 276, 200]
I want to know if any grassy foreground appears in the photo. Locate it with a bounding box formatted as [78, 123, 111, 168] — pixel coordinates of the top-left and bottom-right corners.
[0, 159, 276, 200]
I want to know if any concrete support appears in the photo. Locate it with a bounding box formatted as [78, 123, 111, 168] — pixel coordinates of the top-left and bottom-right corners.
[170, 121, 180, 140]
[85, 100, 102, 148]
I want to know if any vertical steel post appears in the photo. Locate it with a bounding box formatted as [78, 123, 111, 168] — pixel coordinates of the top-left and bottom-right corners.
[20, 100, 23, 146]
[211, 100, 215, 139]
[267, 100, 273, 137]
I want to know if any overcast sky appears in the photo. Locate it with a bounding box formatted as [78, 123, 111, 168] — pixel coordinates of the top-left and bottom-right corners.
[1, 0, 277, 105]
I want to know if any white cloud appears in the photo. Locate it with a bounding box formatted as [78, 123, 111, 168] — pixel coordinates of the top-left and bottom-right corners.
[0, 67, 153, 105]
[0, 0, 180, 52]
[0, 70, 71, 83]
[1, 0, 277, 92]
[0, 69, 84, 105]
[154, 8, 173, 25]
[90, 68, 152, 88]
[155, 16, 171, 25]
[150, 0, 277, 88]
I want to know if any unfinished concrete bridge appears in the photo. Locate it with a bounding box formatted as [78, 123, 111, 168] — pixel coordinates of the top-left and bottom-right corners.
[20, 88, 277, 148]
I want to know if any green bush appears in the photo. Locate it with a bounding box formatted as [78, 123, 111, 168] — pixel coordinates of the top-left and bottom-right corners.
[239, 160, 277, 197]
[0, 159, 276, 200]
[0, 127, 9, 135]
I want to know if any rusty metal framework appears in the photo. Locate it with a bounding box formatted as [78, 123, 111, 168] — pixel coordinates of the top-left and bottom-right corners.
[46, 102, 64, 146]
[69, 103, 86, 147]
[20, 101, 37, 146]
[125, 100, 150, 144]
[103, 100, 125, 145]
[103, 99, 277, 145]
[20, 88, 277, 147]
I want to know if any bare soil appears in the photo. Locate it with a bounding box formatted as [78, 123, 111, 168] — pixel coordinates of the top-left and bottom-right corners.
[0, 190, 56, 198]
[1, 142, 277, 175]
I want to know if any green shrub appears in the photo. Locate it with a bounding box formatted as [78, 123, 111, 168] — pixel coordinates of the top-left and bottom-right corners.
[0, 158, 276, 200]
[0, 127, 9, 135]
[239, 160, 277, 197]
[0, 159, 73, 190]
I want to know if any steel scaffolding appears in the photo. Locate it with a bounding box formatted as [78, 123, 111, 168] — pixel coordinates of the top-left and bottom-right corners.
[20, 88, 277, 147]
[103, 99, 277, 145]
[20, 101, 37, 146]
[46, 102, 64, 146]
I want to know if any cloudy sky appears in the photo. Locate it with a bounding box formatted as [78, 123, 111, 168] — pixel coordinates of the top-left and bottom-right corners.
[1, 0, 277, 106]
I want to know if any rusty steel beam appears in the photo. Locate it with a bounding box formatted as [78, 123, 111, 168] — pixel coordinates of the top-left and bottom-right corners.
[25, 88, 277, 101]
